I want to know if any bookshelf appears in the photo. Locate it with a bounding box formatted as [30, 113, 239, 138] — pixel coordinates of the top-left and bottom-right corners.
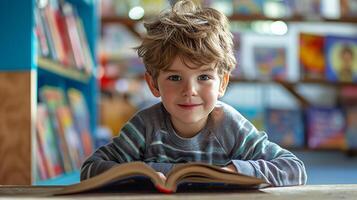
[101, 15, 357, 26]
[0, 0, 99, 185]
[101, 15, 357, 38]
[38, 57, 91, 83]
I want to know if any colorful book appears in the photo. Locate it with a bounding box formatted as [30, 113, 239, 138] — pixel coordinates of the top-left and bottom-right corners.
[299, 33, 325, 80]
[264, 108, 304, 148]
[61, 1, 86, 71]
[53, 0, 76, 67]
[55, 105, 83, 169]
[75, 18, 94, 75]
[306, 107, 346, 150]
[345, 107, 357, 150]
[253, 46, 287, 81]
[35, 135, 48, 181]
[37, 6, 58, 61]
[40, 87, 72, 173]
[325, 35, 357, 83]
[36, 104, 63, 178]
[67, 88, 94, 158]
[40, 86, 83, 172]
[34, 8, 50, 58]
[44, 0, 67, 65]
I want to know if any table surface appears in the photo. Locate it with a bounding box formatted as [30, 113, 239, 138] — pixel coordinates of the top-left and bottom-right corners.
[0, 184, 356, 200]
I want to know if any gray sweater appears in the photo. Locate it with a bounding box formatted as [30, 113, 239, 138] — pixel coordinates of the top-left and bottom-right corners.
[81, 101, 307, 186]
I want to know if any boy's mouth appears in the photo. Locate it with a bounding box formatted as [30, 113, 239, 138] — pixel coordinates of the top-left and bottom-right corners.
[177, 103, 202, 109]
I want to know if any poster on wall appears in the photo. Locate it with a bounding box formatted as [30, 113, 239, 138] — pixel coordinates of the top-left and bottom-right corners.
[325, 35, 357, 83]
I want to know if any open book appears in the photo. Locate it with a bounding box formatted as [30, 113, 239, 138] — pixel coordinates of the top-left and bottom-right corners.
[51, 161, 269, 195]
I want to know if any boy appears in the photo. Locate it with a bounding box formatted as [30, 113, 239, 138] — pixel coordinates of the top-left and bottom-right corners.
[81, 0, 307, 186]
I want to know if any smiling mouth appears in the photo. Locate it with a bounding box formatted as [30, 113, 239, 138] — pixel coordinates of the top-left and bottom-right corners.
[177, 104, 202, 109]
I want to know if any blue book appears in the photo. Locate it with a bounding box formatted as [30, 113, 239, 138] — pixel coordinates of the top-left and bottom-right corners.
[325, 35, 357, 83]
[264, 108, 304, 148]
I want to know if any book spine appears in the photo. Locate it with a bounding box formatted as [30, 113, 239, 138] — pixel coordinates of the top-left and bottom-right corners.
[62, 2, 86, 71]
[45, 3, 66, 65]
[75, 18, 94, 75]
[39, 8, 58, 61]
[34, 8, 50, 57]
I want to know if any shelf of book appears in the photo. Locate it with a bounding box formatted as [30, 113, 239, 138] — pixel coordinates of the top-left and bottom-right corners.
[101, 15, 357, 27]
[37, 57, 90, 83]
[229, 14, 357, 23]
[0, 0, 99, 185]
[33, 0, 99, 185]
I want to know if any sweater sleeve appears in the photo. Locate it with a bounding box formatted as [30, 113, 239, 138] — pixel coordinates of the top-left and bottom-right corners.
[230, 120, 307, 186]
[80, 115, 146, 181]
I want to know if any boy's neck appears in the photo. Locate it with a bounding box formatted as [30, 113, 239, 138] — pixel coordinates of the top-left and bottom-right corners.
[170, 116, 208, 138]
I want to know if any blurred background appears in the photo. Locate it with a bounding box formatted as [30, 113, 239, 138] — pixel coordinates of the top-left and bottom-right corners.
[0, 0, 356, 186]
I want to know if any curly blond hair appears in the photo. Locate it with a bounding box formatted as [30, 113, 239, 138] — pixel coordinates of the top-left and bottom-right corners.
[136, 0, 236, 80]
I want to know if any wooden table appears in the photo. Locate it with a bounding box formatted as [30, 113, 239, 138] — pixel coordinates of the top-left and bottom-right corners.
[0, 184, 356, 199]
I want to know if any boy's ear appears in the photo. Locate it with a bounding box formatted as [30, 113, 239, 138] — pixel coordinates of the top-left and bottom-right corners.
[145, 72, 161, 97]
[218, 73, 229, 98]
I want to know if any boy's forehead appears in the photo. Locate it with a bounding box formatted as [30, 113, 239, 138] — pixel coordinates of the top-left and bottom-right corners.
[166, 56, 216, 71]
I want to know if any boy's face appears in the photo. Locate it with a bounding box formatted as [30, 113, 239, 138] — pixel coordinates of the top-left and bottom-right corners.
[146, 56, 229, 135]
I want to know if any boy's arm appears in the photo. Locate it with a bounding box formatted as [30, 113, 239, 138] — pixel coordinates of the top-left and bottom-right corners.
[229, 123, 307, 186]
[80, 117, 146, 180]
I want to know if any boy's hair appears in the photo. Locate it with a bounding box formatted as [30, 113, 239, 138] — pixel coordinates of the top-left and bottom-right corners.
[136, 0, 236, 80]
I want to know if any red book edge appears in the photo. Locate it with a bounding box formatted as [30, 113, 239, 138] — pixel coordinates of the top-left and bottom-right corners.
[155, 185, 173, 194]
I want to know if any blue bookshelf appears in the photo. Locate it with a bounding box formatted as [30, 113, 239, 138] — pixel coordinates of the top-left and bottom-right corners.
[0, 0, 99, 185]
[35, 170, 80, 186]
[0, 0, 35, 70]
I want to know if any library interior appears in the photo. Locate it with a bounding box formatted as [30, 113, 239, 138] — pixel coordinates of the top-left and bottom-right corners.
[0, 0, 357, 195]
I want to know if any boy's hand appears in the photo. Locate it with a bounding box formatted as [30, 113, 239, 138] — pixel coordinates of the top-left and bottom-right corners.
[221, 164, 238, 173]
[156, 172, 167, 182]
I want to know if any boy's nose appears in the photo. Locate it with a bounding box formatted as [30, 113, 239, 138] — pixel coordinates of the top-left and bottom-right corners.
[182, 80, 198, 97]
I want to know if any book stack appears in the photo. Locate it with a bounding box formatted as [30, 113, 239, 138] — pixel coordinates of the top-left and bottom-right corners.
[35, 86, 94, 181]
[34, 0, 94, 74]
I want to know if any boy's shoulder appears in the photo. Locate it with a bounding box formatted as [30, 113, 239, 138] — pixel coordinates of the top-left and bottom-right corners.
[209, 101, 249, 131]
[213, 101, 245, 120]
[134, 102, 167, 121]
[136, 102, 163, 115]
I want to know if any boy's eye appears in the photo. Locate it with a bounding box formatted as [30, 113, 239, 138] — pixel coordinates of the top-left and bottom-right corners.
[168, 75, 181, 81]
[198, 74, 210, 81]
